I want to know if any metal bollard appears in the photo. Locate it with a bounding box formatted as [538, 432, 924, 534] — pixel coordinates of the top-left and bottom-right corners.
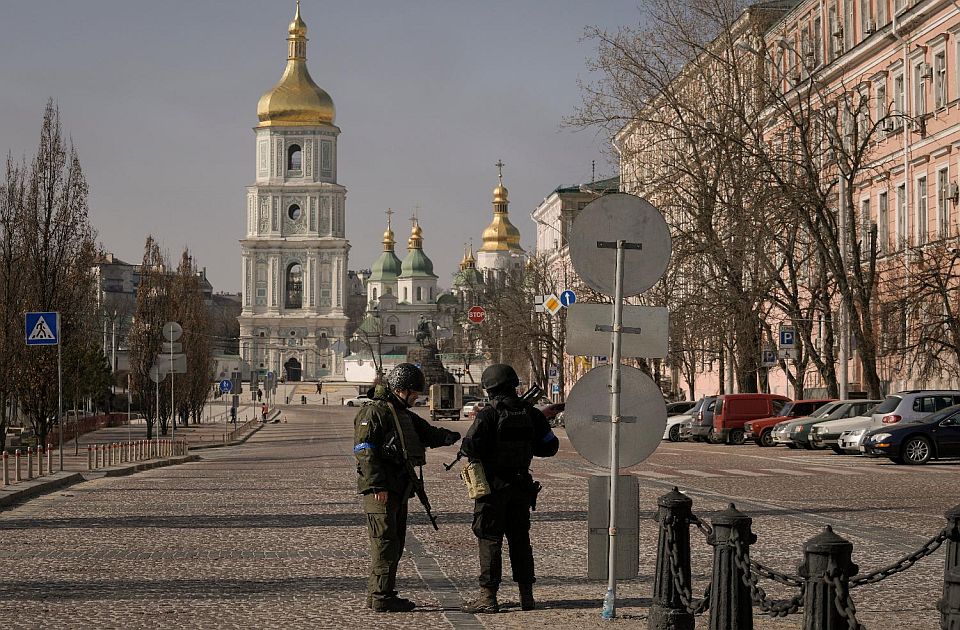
[88, 445, 93, 471]
[47, 443, 52, 474]
[26, 447, 33, 480]
[799, 526, 858, 629]
[649, 487, 695, 630]
[36, 446, 42, 477]
[2, 451, 8, 485]
[14, 449, 21, 482]
[708, 503, 754, 630]
[940, 504, 960, 629]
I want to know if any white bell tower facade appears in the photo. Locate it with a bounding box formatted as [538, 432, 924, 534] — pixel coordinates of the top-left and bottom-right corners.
[238, 2, 349, 382]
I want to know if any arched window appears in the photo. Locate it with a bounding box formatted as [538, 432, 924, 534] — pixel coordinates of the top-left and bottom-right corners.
[285, 263, 303, 309]
[371, 288, 377, 301]
[416, 287, 422, 302]
[389, 324, 397, 336]
[288, 204, 302, 221]
[287, 144, 302, 172]
[429, 287, 434, 301]
[403, 287, 408, 301]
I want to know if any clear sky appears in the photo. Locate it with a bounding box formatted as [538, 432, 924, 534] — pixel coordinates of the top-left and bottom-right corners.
[0, 1, 642, 292]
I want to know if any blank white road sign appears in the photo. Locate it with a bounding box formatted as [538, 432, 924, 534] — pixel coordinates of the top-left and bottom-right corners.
[566, 304, 668, 359]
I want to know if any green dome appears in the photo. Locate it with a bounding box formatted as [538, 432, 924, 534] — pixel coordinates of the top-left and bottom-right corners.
[399, 249, 437, 278]
[368, 250, 402, 282]
[453, 267, 484, 288]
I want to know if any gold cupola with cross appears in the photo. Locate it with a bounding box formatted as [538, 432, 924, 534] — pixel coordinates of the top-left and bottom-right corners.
[479, 160, 523, 253]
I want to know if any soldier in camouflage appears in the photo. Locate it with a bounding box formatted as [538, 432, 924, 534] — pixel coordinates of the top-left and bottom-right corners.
[353, 363, 461, 613]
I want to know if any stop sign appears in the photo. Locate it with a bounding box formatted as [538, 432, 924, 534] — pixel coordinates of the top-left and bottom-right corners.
[467, 306, 486, 324]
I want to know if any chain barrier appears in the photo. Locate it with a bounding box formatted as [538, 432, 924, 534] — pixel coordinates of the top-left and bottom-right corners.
[850, 528, 949, 588]
[827, 564, 863, 630]
[663, 514, 711, 615]
[690, 513, 713, 539]
[730, 529, 805, 616]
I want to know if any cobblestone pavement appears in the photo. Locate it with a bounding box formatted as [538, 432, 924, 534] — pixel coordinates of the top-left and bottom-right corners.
[0, 405, 955, 629]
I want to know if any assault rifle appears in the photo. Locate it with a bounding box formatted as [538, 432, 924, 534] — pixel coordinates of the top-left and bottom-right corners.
[407, 460, 439, 531]
[443, 384, 545, 470]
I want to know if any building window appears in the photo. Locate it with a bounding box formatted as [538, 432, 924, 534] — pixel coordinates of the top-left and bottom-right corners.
[429, 287, 434, 301]
[285, 263, 303, 309]
[914, 60, 928, 116]
[938, 167, 950, 237]
[287, 144, 302, 172]
[892, 72, 904, 129]
[828, 6, 840, 61]
[934, 50, 948, 109]
[877, 0, 887, 25]
[371, 287, 377, 302]
[813, 15, 823, 67]
[256, 262, 267, 306]
[389, 324, 397, 336]
[288, 204, 302, 221]
[403, 287, 408, 301]
[916, 176, 928, 244]
[860, 198, 871, 245]
[878, 191, 888, 253]
[896, 183, 906, 246]
[875, 81, 887, 127]
[843, 0, 853, 50]
[859, 0, 871, 39]
[416, 286, 422, 302]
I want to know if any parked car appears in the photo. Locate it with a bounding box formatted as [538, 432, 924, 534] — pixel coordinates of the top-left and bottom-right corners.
[862, 403, 960, 464]
[744, 399, 834, 447]
[835, 391, 960, 453]
[786, 400, 881, 449]
[711, 393, 791, 444]
[868, 390, 960, 426]
[665, 398, 705, 441]
[462, 399, 490, 419]
[684, 396, 719, 441]
[810, 413, 877, 453]
[666, 401, 696, 417]
[344, 394, 371, 407]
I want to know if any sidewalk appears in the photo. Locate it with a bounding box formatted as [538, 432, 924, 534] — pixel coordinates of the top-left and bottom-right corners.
[0, 400, 268, 509]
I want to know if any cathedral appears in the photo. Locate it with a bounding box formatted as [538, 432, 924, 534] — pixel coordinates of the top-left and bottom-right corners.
[237, 2, 348, 382]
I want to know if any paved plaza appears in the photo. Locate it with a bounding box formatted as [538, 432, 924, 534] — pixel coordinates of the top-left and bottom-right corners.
[0, 404, 956, 628]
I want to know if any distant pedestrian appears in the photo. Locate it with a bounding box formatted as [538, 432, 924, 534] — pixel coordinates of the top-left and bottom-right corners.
[257, 389, 263, 403]
[230, 406, 237, 425]
[261, 403, 268, 422]
[316, 382, 323, 395]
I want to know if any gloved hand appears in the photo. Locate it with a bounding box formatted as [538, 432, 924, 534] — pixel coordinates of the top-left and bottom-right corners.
[443, 431, 462, 446]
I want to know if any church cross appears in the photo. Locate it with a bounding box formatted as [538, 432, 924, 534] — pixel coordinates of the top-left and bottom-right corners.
[495, 159, 505, 184]
[385, 207, 393, 229]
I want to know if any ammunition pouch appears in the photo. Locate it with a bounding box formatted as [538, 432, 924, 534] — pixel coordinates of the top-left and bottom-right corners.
[460, 461, 492, 500]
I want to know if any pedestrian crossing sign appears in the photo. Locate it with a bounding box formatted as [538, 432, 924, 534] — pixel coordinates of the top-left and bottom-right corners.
[25, 312, 59, 346]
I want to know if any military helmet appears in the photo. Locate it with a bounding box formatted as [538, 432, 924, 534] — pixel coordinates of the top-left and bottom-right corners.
[387, 363, 426, 393]
[481, 364, 520, 391]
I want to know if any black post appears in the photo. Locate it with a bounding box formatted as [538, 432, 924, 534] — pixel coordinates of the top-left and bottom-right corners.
[708, 503, 754, 630]
[800, 526, 858, 630]
[940, 504, 960, 629]
[649, 487, 695, 630]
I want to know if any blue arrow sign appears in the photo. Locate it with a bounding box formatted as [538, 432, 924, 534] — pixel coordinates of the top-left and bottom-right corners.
[25, 312, 59, 346]
[219, 379, 232, 393]
[559, 290, 577, 307]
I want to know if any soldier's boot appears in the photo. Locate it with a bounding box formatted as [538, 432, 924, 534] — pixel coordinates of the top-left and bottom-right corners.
[461, 586, 499, 614]
[372, 596, 416, 613]
[519, 583, 535, 611]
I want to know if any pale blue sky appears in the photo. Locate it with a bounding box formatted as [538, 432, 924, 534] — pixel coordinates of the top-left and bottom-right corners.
[0, 1, 642, 291]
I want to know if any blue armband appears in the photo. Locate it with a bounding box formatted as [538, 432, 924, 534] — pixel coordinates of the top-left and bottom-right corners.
[542, 430, 557, 443]
[353, 442, 375, 453]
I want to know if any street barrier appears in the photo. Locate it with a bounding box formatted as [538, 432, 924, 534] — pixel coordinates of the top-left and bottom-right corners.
[14, 450, 21, 482]
[223, 417, 259, 443]
[2, 451, 7, 485]
[26, 448, 33, 480]
[650, 486, 960, 630]
[85, 438, 188, 472]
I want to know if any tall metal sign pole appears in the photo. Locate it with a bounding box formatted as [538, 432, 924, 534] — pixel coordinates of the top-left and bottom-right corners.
[565, 194, 672, 619]
[162, 322, 183, 440]
[25, 312, 62, 470]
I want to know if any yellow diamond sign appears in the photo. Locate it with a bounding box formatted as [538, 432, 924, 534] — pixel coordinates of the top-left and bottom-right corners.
[543, 294, 563, 316]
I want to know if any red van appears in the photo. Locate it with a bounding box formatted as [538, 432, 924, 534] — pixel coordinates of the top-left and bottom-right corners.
[711, 394, 791, 444]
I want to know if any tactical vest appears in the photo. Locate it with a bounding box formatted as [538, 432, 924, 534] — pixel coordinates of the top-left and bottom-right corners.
[491, 399, 535, 470]
[388, 403, 426, 467]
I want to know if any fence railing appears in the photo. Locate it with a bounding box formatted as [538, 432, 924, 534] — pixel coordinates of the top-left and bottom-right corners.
[649, 486, 960, 630]
[224, 417, 260, 443]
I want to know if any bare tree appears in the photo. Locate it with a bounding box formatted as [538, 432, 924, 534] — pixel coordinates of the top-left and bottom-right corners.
[128, 237, 168, 438]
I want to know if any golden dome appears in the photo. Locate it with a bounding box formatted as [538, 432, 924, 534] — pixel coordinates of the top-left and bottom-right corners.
[257, 2, 336, 127]
[382, 227, 395, 250]
[480, 214, 522, 252]
[408, 220, 424, 249]
[493, 183, 509, 204]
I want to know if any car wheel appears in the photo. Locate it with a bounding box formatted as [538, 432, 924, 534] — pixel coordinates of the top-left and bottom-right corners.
[729, 429, 746, 445]
[668, 424, 682, 442]
[758, 430, 774, 447]
[831, 446, 845, 455]
[902, 436, 932, 465]
[707, 431, 723, 444]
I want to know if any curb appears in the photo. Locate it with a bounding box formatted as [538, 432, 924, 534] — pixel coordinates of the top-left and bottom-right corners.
[0, 472, 85, 509]
[87, 454, 201, 478]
